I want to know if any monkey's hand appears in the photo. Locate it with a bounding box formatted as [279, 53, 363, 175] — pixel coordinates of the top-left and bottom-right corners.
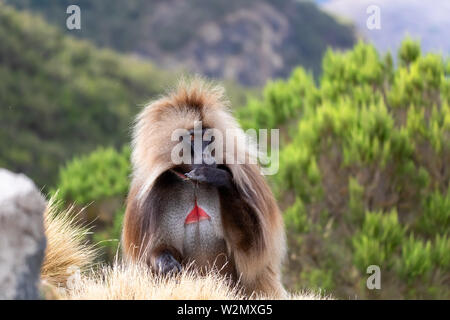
[185, 166, 232, 189]
[155, 251, 182, 275]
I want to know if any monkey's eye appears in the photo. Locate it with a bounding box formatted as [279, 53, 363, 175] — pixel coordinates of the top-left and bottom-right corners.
[190, 134, 195, 142]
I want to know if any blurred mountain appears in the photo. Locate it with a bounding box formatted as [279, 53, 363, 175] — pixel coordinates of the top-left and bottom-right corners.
[0, 3, 175, 186]
[320, 0, 450, 56]
[6, 0, 356, 86]
[0, 3, 253, 188]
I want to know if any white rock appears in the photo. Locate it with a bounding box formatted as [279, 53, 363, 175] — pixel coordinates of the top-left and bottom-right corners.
[0, 169, 47, 299]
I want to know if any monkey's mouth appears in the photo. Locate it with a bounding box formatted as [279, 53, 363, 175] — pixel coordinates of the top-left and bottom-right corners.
[170, 165, 192, 180]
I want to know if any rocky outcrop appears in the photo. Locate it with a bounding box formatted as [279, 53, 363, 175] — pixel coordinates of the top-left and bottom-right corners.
[0, 169, 46, 300]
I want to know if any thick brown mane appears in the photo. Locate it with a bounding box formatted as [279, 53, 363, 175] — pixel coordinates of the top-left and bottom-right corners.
[166, 78, 230, 112]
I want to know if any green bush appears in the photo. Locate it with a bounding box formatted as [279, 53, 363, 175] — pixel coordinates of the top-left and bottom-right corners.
[54, 146, 131, 261]
[0, 4, 173, 187]
[432, 234, 450, 271]
[238, 68, 318, 130]
[352, 210, 405, 271]
[398, 37, 421, 67]
[419, 190, 450, 235]
[244, 40, 450, 299]
[300, 268, 335, 294]
[397, 235, 433, 282]
[284, 198, 311, 234]
[55, 146, 131, 205]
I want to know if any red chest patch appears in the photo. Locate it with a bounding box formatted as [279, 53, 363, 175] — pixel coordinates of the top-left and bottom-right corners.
[185, 200, 211, 225]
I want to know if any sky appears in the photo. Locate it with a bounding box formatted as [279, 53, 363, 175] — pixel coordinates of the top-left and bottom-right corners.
[316, 0, 450, 56]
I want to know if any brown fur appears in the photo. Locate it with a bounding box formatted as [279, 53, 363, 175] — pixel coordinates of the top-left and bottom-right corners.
[122, 78, 286, 297]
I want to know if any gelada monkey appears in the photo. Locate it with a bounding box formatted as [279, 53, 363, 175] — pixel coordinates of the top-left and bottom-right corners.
[122, 79, 286, 297]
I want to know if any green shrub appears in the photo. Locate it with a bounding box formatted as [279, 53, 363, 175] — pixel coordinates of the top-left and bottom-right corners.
[432, 234, 450, 271]
[284, 198, 311, 234]
[398, 37, 421, 67]
[348, 177, 365, 223]
[244, 39, 450, 299]
[397, 235, 432, 282]
[300, 268, 334, 293]
[419, 190, 450, 235]
[55, 146, 131, 205]
[237, 68, 317, 130]
[353, 236, 386, 270]
[352, 210, 405, 271]
[54, 146, 130, 261]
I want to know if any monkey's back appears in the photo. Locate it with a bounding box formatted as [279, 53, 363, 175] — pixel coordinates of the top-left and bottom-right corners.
[159, 178, 229, 270]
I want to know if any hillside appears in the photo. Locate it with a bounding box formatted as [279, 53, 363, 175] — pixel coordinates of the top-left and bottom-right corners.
[0, 3, 177, 187]
[0, 4, 249, 188]
[7, 0, 356, 86]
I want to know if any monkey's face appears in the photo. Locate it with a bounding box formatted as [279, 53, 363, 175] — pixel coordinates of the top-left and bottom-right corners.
[184, 127, 216, 167]
[132, 81, 249, 195]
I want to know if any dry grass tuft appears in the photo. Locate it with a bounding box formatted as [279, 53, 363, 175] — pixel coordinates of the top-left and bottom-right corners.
[285, 291, 333, 300]
[41, 196, 98, 288]
[54, 261, 331, 300]
[57, 262, 246, 300]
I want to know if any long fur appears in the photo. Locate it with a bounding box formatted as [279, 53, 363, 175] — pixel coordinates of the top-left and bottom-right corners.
[122, 78, 286, 297]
